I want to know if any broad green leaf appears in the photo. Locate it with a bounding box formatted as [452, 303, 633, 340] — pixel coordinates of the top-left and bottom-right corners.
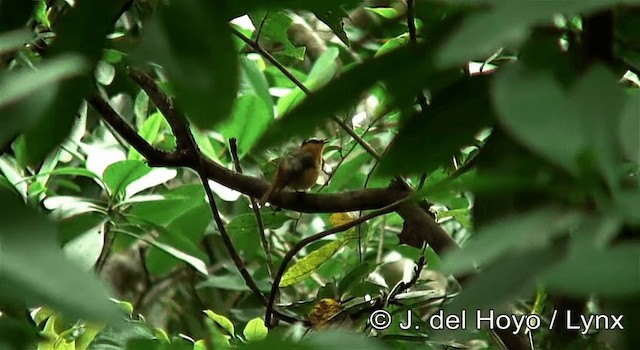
[0, 54, 87, 147]
[494, 63, 626, 180]
[243, 318, 268, 342]
[125, 168, 177, 198]
[337, 262, 376, 297]
[441, 206, 583, 276]
[75, 322, 107, 350]
[0, 188, 119, 321]
[255, 42, 433, 150]
[276, 47, 340, 116]
[0, 316, 40, 350]
[248, 11, 306, 60]
[94, 61, 115, 86]
[439, 246, 562, 338]
[138, 0, 238, 130]
[325, 151, 370, 191]
[143, 203, 211, 274]
[366, 7, 399, 19]
[437, 0, 622, 66]
[119, 228, 208, 275]
[280, 236, 353, 287]
[0, 157, 27, 197]
[20, 0, 130, 164]
[102, 160, 152, 198]
[0, 28, 34, 52]
[227, 212, 289, 259]
[375, 33, 409, 57]
[203, 310, 235, 336]
[378, 74, 491, 176]
[127, 185, 205, 226]
[541, 243, 640, 297]
[39, 315, 76, 350]
[62, 223, 105, 271]
[315, 8, 350, 46]
[220, 57, 274, 156]
[22, 167, 104, 188]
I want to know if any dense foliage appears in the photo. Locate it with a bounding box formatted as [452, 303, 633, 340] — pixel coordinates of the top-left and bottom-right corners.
[1, 0, 640, 349]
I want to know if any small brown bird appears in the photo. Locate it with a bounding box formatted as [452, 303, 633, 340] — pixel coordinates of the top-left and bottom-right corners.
[260, 138, 328, 205]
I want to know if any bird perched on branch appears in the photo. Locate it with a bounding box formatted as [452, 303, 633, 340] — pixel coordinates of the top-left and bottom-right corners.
[260, 138, 328, 205]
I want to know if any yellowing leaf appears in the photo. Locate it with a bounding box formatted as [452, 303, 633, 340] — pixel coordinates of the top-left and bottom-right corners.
[329, 212, 356, 227]
[308, 298, 344, 329]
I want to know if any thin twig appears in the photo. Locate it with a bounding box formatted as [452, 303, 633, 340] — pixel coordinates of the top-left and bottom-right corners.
[228, 138, 274, 279]
[406, 0, 429, 111]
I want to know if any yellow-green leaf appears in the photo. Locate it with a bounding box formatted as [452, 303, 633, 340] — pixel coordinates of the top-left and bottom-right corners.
[280, 237, 350, 287]
[242, 318, 268, 342]
[203, 310, 235, 336]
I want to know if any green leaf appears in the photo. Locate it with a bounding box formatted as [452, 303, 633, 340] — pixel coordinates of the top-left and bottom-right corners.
[441, 206, 583, 276]
[440, 246, 562, 335]
[103, 160, 152, 198]
[0, 316, 40, 350]
[337, 262, 376, 297]
[243, 318, 268, 342]
[378, 74, 492, 176]
[120, 228, 208, 275]
[256, 42, 434, 150]
[226, 212, 289, 259]
[141, 202, 211, 274]
[326, 151, 370, 191]
[540, 243, 640, 297]
[34, 0, 51, 28]
[493, 63, 626, 180]
[0, 188, 119, 321]
[375, 33, 409, 57]
[129, 112, 166, 161]
[138, 0, 238, 130]
[0, 28, 34, 53]
[94, 61, 115, 86]
[437, 0, 620, 66]
[276, 47, 340, 116]
[219, 57, 274, 156]
[127, 185, 205, 226]
[248, 11, 306, 60]
[204, 310, 235, 336]
[56, 211, 107, 245]
[280, 236, 353, 287]
[366, 7, 400, 19]
[20, 0, 130, 164]
[315, 8, 350, 46]
[0, 54, 88, 147]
